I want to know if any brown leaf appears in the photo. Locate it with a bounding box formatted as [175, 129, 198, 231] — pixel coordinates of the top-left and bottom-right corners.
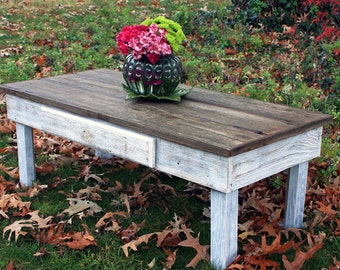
[0, 118, 16, 134]
[156, 230, 182, 247]
[76, 185, 103, 201]
[0, 194, 31, 211]
[121, 233, 154, 257]
[95, 211, 127, 231]
[33, 247, 48, 257]
[33, 222, 64, 245]
[178, 224, 210, 268]
[315, 201, 338, 216]
[247, 256, 279, 269]
[329, 257, 340, 270]
[282, 233, 325, 270]
[3, 220, 35, 241]
[0, 164, 19, 179]
[28, 210, 53, 229]
[63, 198, 102, 218]
[0, 209, 9, 219]
[35, 163, 55, 174]
[6, 261, 15, 270]
[162, 248, 178, 269]
[119, 221, 145, 243]
[62, 224, 98, 250]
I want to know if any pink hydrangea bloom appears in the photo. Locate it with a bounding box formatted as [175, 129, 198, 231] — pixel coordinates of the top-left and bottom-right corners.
[116, 24, 172, 64]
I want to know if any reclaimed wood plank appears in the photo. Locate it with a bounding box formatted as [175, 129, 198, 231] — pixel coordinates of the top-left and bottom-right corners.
[0, 69, 332, 157]
[229, 127, 322, 191]
[6, 96, 156, 169]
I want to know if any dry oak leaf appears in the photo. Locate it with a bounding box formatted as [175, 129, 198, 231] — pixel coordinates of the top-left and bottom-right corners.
[119, 221, 145, 243]
[63, 198, 102, 218]
[95, 211, 127, 231]
[246, 256, 280, 269]
[163, 248, 178, 270]
[3, 220, 35, 241]
[0, 118, 16, 134]
[178, 224, 210, 268]
[155, 229, 182, 248]
[32, 222, 64, 245]
[282, 232, 326, 270]
[6, 260, 16, 270]
[0, 164, 19, 179]
[62, 224, 98, 250]
[0, 194, 31, 211]
[121, 232, 154, 257]
[0, 177, 17, 196]
[76, 185, 103, 201]
[315, 201, 338, 216]
[28, 210, 53, 229]
[0, 209, 9, 219]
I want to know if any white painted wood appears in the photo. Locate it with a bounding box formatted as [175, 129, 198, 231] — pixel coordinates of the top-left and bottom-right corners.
[155, 139, 229, 192]
[284, 161, 309, 228]
[6, 96, 156, 168]
[16, 123, 36, 186]
[95, 149, 114, 159]
[211, 189, 239, 269]
[229, 127, 322, 191]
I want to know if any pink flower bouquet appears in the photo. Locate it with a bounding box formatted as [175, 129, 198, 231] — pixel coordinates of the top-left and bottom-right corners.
[116, 17, 189, 101]
[116, 16, 186, 64]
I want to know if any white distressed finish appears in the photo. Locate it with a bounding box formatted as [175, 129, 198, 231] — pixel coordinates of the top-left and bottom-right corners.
[284, 161, 309, 228]
[229, 127, 322, 191]
[16, 123, 36, 186]
[155, 139, 229, 192]
[6, 96, 156, 169]
[95, 149, 114, 159]
[5, 94, 326, 270]
[211, 189, 238, 270]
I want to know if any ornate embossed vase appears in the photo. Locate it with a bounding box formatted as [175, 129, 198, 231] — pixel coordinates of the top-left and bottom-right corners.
[122, 54, 190, 101]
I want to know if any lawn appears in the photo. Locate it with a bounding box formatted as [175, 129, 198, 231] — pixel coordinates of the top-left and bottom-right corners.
[0, 0, 339, 269]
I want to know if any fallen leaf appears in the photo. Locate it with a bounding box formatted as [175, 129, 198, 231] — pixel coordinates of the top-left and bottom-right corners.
[6, 261, 15, 270]
[28, 210, 53, 229]
[0, 209, 9, 219]
[33, 247, 48, 257]
[162, 248, 177, 269]
[3, 220, 35, 241]
[282, 233, 325, 270]
[178, 224, 210, 268]
[147, 258, 156, 269]
[121, 233, 154, 257]
[62, 224, 98, 250]
[63, 198, 102, 218]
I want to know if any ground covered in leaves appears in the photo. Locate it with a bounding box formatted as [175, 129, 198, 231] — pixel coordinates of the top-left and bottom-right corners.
[0, 0, 339, 269]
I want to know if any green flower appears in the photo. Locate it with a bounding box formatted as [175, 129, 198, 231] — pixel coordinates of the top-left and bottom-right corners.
[141, 16, 186, 52]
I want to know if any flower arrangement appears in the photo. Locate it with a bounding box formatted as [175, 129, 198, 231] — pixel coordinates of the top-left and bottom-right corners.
[116, 17, 190, 101]
[116, 16, 186, 64]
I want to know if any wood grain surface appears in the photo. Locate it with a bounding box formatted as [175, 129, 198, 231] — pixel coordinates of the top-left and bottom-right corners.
[1, 68, 332, 157]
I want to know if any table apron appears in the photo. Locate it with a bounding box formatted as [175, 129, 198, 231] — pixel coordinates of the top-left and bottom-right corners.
[6, 95, 322, 193]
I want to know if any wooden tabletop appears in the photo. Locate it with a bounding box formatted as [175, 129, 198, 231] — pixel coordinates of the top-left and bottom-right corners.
[0, 69, 333, 157]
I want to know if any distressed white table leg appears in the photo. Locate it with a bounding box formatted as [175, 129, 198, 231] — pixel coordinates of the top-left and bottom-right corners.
[210, 189, 238, 269]
[284, 161, 309, 228]
[16, 123, 36, 186]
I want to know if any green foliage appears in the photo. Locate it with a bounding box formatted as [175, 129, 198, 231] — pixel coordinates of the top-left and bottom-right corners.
[317, 137, 340, 182]
[231, 0, 299, 31]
